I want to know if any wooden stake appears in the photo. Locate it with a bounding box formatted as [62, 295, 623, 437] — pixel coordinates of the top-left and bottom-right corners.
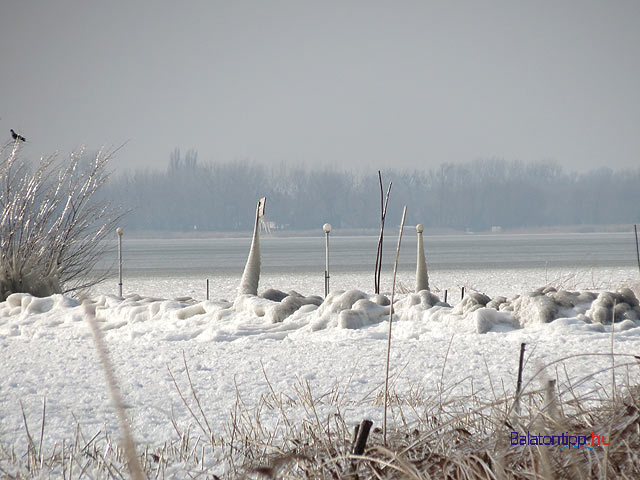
[515, 343, 526, 414]
[351, 423, 360, 451]
[351, 419, 373, 455]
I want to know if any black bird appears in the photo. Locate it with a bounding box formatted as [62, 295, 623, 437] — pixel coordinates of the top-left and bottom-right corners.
[10, 129, 26, 142]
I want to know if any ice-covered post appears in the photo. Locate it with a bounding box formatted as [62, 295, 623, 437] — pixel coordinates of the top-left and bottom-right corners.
[323, 223, 332, 297]
[239, 197, 266, 296]
[116, 227, 123, 297]
[415, 224, 429, 292]
[634, 225, 640, 274]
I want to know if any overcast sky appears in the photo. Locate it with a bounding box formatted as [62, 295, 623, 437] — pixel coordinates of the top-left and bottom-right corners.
[1, 0, 638, 172]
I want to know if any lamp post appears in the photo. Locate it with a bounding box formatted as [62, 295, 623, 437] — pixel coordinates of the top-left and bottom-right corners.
[323, 223, 332, 297]
[117, 227, 123, 297]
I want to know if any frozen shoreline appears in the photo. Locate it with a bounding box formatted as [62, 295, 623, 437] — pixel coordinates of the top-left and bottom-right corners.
[2, 266, 640, 459]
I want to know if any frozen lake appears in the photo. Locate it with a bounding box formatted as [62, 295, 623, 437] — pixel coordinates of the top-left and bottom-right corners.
[92, 231, 639, 300]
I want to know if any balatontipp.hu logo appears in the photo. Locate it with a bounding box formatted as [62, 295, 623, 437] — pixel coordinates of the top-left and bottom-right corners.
[511, 431, 610, 449]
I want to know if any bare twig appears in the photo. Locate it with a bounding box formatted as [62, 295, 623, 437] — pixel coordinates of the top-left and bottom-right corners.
[374, 171, 392, 294]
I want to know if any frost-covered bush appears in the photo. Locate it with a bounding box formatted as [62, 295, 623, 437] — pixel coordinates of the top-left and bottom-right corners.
[0, 141, 121, 300]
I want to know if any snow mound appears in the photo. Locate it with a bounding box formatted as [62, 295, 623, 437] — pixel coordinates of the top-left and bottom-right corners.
[307, 289, 450, 330]
[394, 290, 447, 322]
[586, 288, 640, 324]
[452, 292, 490, 315]
[474, 307, 518, 334]
[233, 290, 322, 323]
[509, 292, 559, 327]
[487, 286, 640, 328]
[309, 290, 375, 330]
[338, 299, 388, 328]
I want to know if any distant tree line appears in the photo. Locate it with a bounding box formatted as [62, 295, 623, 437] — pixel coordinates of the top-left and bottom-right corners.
[103, 149, 640, 232]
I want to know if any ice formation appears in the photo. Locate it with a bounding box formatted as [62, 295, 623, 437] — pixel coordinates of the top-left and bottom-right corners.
[2, 283, 639, 339]
[415, 224, 429, 292]
[238, 198, 266, 296]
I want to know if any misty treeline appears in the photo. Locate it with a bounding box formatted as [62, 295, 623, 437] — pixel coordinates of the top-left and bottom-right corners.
[103, 149, 640, 232]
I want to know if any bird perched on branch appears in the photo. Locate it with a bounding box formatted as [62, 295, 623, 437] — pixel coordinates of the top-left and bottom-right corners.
[10, 129, 26, 142]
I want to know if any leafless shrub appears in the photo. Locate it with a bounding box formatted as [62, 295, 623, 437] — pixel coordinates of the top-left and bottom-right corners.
[0, 141, 123, 300]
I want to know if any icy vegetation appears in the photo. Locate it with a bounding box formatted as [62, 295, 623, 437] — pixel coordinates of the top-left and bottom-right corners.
[0, 143, 120, 300]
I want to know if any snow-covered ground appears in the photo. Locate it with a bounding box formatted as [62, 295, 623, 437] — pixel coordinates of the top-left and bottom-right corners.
[1, 266, 640, 474]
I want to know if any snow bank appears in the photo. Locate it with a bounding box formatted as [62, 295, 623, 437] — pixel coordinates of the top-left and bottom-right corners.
[495, 286, 640, 328]
[2, 284, 640, 341]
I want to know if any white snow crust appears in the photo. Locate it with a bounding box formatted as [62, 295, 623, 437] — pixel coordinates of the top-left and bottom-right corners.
[2, 271, 640, 474]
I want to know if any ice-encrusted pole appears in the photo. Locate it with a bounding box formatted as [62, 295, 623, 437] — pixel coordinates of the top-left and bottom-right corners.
[323, 223, 332, 297]
[415, 223, 429, 292]
[634, 224, 640, 274]
[239, 197, 266, 296]
[117, 227, 124, 297]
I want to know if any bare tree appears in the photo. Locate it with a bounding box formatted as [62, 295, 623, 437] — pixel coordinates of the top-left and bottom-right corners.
[0, 141, 123, 300]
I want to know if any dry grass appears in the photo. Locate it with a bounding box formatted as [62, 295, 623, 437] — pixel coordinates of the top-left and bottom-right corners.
[2, 354, 639, 479]
[226, 356, 640, 479]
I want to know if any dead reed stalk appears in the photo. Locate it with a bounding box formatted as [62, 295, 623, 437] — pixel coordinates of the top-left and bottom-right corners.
[383, 205, 407, 445]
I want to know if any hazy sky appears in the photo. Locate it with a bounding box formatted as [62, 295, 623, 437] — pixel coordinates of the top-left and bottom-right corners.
[1, 0, 638, 172]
